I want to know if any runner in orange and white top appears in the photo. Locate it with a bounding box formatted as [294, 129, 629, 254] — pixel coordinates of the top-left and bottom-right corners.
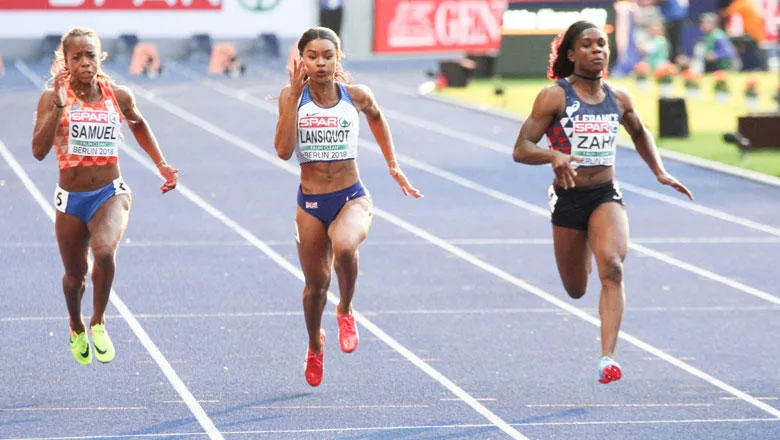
[32, 27, 178, 366]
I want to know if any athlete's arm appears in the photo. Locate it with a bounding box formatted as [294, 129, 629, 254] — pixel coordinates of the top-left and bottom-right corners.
[274, 85, 299, 160]
[275, 58, 308, 160]
[113, 84, 178, 194]
[513, 85, 581, 189]
[613, 86, 693, 199]
[32, 90, 64, 161]
[348, 84, 422, 198]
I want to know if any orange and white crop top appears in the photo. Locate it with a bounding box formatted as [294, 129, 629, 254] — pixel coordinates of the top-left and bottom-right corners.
[53, 79, 123, 170]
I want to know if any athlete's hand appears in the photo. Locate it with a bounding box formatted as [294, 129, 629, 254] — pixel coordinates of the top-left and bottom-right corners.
[390, 166, 423, 198]
[551, 151, 583, 189]
[657, 171, 693, 200]
[52, 67, 69, 108]
[288, 58, 309, 98]
[158, 162, 179, 194]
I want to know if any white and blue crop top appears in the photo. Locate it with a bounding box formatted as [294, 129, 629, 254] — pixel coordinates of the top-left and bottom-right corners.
[295, 82, 360, 165]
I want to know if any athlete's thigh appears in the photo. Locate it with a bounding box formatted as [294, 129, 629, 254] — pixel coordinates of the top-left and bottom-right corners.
[55, 212, 90, 276]
[552, 225, 591, 293]
[587, 202, 628, 266]
[87, 194, 132, 253]
[328, 196, 372, 250]
[296, 206, 333, 284]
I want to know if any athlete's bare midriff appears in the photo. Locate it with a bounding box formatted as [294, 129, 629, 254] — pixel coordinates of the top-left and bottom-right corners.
[300, 159, 360, 194]
[568, 165, 614, 188]
[59, 163, 121, 192]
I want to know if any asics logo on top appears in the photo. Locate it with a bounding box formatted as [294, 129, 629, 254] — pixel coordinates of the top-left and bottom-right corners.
[565, 100, 580, 117]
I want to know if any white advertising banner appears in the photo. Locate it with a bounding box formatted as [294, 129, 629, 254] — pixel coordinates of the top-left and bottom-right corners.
[0, 0, 315, 38]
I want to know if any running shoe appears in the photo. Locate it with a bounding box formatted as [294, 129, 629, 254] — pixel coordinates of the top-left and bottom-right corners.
[304, 331, 326, 387]
[90, 323, 116, 363]
[69, 328, 92, 366]
[598, 356, 622, 384]
[337, 314, 359, 353]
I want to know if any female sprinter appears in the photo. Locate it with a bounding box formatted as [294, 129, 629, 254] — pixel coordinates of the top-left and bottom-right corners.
[512, 21, 693, 384]
[32, 28, 178, 365]
[274, 27, 423, 387]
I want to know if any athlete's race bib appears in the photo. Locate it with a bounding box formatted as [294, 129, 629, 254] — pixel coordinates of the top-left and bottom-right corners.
[68, 109, 120, 157]
[569, 113, 620, 167]
[297, 115, 355, 162]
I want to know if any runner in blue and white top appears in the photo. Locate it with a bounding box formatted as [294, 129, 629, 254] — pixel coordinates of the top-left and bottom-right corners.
[274, 27, 422, 388]
[295, 82, 359, 164]
[512, 20, 693, 385]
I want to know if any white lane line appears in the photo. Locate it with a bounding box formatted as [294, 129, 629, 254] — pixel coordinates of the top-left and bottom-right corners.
[526, 403, 712, 408]
[379, 107, 780, 234]
[0, 406, 146, 412]
[618, 181, 780, 237]
[117, 141, 529, 440]
[377, 154, 780, 307]
[366, 71, 780, 188]
[0, 140, 225, 440]
[3, 236, 780, 248]
[247, 404, 430, 409]
[124, 81, 780, 420]
[286, 64, 780, 229]
[15, 60, 45, 89]
[192, 70, 780, 307]
[4, 418, 780, 440]
[3, 303, 778, 324]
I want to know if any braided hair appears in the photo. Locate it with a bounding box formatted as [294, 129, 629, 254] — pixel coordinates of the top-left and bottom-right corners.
[547, 21, 600, 80]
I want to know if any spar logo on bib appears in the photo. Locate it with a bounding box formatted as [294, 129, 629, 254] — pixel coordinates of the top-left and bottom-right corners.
[570, 113, 620, 158]
[70, 110, 118, 125]
[68, 109, 120, 156]
[299, 116, 338, 128]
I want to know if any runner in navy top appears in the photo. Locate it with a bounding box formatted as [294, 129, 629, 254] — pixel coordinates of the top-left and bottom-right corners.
[512, 20, 693, 384]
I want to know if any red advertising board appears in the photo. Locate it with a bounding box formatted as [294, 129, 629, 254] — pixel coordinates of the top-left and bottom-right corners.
[374, 0, 507, 54]
[0, 0, 221, 10]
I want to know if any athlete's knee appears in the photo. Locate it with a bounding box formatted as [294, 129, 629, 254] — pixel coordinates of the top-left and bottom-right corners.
[62, 273, 87, 293]
[332, 245, 357, 267]
[304, 278, 330, 300]
[598, 258, 624, 286]
[564, 284, 588, 299]
[91, 246, 116, 268]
